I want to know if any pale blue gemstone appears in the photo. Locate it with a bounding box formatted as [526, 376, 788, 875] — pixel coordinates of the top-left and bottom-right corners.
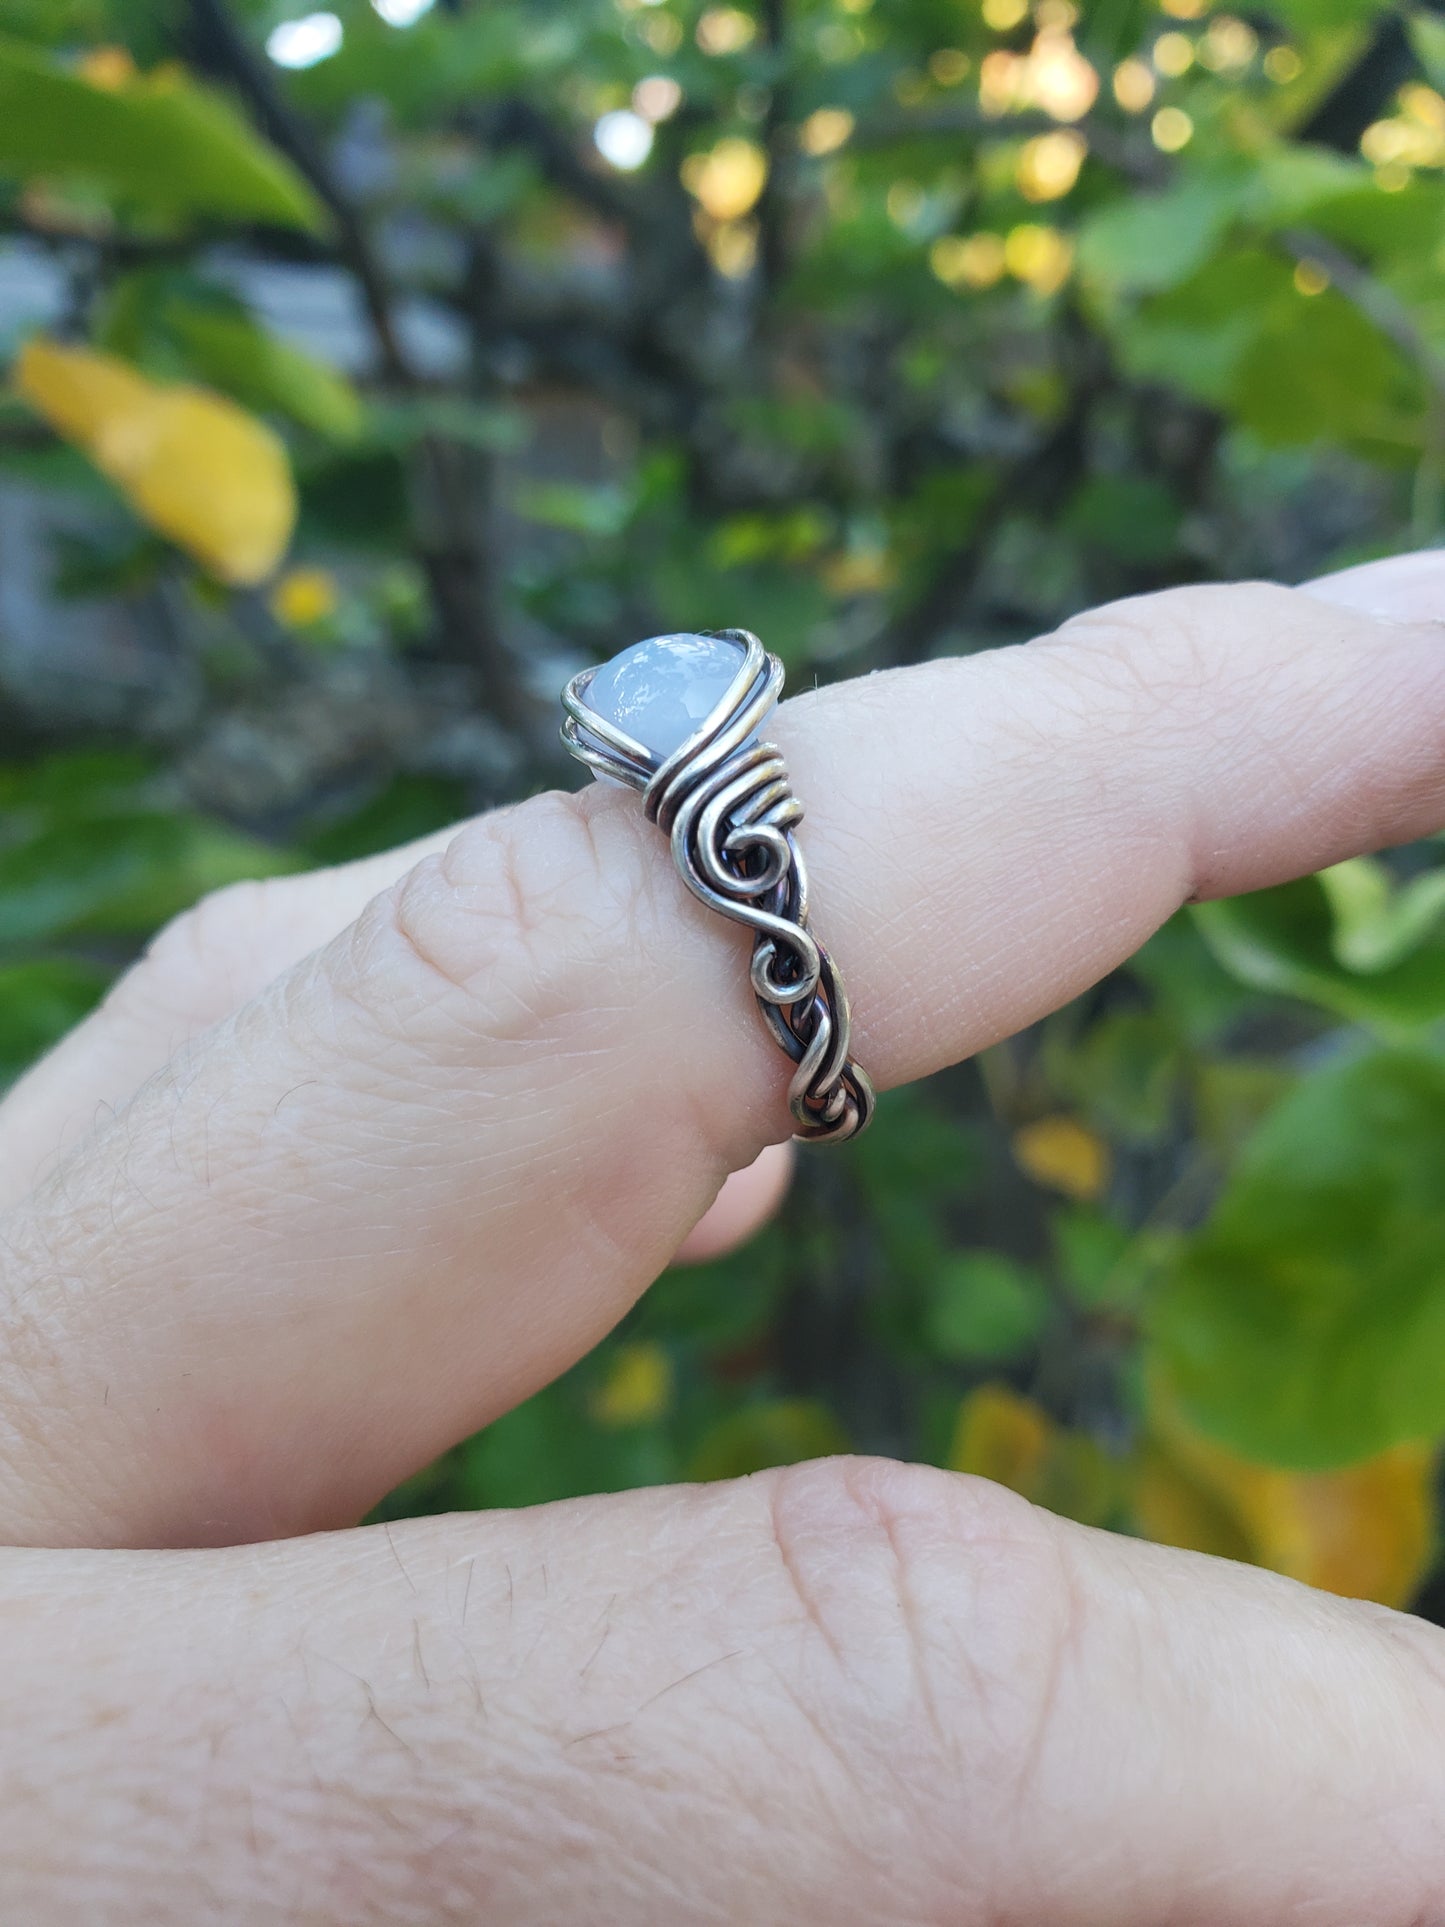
[586, 632, 746, 761]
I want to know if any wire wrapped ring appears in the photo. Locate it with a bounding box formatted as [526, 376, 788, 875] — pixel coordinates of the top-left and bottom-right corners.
[561, 630, 874, 1144]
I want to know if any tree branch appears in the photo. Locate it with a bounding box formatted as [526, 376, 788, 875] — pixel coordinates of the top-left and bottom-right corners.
[753, 0, 793, 305]
[186, 0, 412, 386]
[184, 0, 534, 739]
[878, 326, 1103, 666]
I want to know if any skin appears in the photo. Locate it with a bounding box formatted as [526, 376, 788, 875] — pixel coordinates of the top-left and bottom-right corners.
[1, 556, 1445, 1920]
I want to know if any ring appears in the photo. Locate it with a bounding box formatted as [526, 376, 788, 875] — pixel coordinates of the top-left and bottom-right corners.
[561, 629, 875, 1144]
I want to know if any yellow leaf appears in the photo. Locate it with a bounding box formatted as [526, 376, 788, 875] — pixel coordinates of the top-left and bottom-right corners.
[682, 137, 768, 221]
[1003, 222, 1076, 296]
[705, 220, 757, 279]
[591, 1342, 673, 1428]
[798, 107, 854, 156]
[687, 1398, 848, 1480]
[1137, 1385, 1436, 1608]
[75, 45, 137, 91]
[1011, 1114, 1110, 1200]
[821, 548, 894, 596]
[15, 337, 296, 586]
[696, 6, 756, 54]
[1133, 1443, 1257, 1567]
[949, 1383, 1051, 1494]
[271, 566, 339, 629]
[14, 337, 149, 441]
[931, 232, 1008, 290]
[948, 1384, 1119, 1525]
[1016, 129, 1087, 203]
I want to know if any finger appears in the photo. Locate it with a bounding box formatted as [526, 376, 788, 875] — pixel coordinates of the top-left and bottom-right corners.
[1, 830, 789, 1257]
[0, 826, 458, 1207]
[16, 540, 1429, 1197]
[0, 813, 782, 1265]
[6, 567, 1445, 1546]
[1304, 546, 1445, 619]
[7, 1461, 1445, 1924]
[672, 1141, 793, 1264]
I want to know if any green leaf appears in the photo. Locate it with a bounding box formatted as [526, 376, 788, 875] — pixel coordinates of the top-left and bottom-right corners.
[166, 306, 362, 441]
[0, 958, 108, 1086]
[1327, 182, 1445, 262]
[0, 748, 154, 814]
[451, 1381, 677, 1510]
[1129, 910, 1261, 1042]
[928, 1251, 1048, 1362]
[0, 814, 189, 946]
[1269, 0, 1391, 26]
[1193, 1058, 1297, 1160]
[1052, 1207, 1144, 1313]
[1150, 1048, 1445, 1467]
[1064, 474, 1182, 565]
[0, 38, 323, 229]
[301, 774, 469, 868]
[1409, 10, 1445, 90]
[1114, 243, 1422, 450]
[1119, 249, 1292, 408]
[1231, 285, 1423, 449]
[639, 1240, 784, 1351]
[1236, 145, 1445, 266]
[1317, 856, 1445, 973]
[1242, 145, 1363, 226]
[1077, 176, 1242, 297]
[1193, 875, 1445, 1031]
[0, 811, 295, 946]
[368, 396, 528, 455]
[99, 271, 361, 440]
[513, 480, 633, 537]
[1049, 1008, 1184, 1143]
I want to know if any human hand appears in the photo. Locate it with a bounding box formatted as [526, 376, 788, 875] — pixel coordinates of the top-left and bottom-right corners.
[2, 557, 1445, 1923]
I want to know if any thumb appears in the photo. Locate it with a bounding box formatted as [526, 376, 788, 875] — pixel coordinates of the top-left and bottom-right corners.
[7, 1458, 1444, 1924]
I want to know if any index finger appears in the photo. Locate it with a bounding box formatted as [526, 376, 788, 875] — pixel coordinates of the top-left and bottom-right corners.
[3, 568, 1445, 1546]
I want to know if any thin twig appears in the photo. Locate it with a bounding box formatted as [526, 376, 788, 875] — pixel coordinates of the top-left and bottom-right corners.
[1281, 226, 1445, 541]
[186, 0, 412, 385]
[185, 0, 534, 736]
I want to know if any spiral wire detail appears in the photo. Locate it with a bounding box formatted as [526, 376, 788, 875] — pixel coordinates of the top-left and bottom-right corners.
[562, 630, 874, 1143]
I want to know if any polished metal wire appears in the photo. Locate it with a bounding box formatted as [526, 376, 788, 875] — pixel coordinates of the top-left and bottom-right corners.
[562, 629, 874, 1144]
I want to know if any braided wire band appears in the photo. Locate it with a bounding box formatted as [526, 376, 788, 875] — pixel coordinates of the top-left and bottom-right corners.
[562, 630, 874, 1144]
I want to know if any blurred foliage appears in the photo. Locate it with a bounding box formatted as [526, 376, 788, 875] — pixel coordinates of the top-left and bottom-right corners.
[2, 0, 1445, 1613]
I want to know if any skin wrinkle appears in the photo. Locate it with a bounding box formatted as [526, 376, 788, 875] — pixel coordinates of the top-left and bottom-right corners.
[315, 886, 720, 1341]
[400, 791, 659, 1027]
[847, 1456, 951, 1756]
[997, 1522, 1083, 1867]
[760, 1461, 1048, 1916]
[344, 825, 766, 1211]
[700, 1472, 961, 1919]
[1039, 592, 1445, 899]
[766, 1467, 850, 1671]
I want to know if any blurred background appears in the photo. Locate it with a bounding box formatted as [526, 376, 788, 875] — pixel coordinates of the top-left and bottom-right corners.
[3, 0, 1445, 1612]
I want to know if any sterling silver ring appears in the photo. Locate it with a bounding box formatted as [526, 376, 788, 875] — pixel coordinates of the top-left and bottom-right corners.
[561, 629, 874, 1144]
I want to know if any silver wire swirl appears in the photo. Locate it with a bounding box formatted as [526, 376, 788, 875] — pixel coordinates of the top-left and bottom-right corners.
[561, 629, 874, 1144]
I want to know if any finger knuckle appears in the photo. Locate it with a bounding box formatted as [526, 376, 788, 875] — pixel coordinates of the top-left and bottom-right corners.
[361, 787, 660, 1043]
[760, 1455, 1074, 1893]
